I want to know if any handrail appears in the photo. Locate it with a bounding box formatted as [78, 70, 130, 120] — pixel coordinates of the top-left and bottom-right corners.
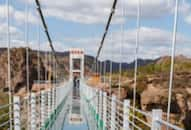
[157, 119, 184, 130]
[0, 120, 10, 128]
[0, 103, 13, 110]
[83, 83, 185, 130]
[40, 82, 72, 130]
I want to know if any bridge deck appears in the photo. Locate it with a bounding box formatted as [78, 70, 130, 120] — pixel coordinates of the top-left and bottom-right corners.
[62, 81, 89, 130]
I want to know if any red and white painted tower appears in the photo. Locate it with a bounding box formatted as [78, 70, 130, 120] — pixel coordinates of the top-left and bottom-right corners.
[69, 48, 84, 80]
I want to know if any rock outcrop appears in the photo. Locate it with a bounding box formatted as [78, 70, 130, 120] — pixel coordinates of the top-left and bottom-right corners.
[0, 48, 46, 93]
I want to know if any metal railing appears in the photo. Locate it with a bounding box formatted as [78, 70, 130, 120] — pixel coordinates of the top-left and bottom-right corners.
[9, 81, 71, 130]
[0, 81, 185, 130]
[0, 103, 13, 129]
[81, 83, 185, 130]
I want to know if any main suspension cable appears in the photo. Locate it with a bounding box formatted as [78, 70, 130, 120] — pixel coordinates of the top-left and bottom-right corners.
[35, 0, 61, 68]
[96, 0, 118, 61]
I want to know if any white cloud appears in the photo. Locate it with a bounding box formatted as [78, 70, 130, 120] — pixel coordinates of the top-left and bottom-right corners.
[185, 14, 191, 23]
[0, 19, 190, 62]
[18, 0, 191, 24]
[14, 9, 38, 25]
[0, 5, 38, 25]
[61, 27, 191, 62]
[0, 25, 189, 63]
[0, 23, 22, 42]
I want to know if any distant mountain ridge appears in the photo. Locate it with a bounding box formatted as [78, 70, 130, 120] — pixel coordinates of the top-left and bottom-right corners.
[2, 47, 190, 75]
[0, 48, 156, 73]
[100, 59, 155, 73]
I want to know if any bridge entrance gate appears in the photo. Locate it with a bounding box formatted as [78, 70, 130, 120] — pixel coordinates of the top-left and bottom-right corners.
[69, 48, 84, 81]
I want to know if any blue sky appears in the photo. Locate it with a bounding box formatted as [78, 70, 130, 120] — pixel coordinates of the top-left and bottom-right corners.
[0, 0, 191, 62]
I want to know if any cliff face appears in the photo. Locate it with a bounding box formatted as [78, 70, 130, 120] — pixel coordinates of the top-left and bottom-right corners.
[96, 55, 191, 129]
[0, 48, 94, 94]
[0, 48, 46, 93]
[0, 48, 190, 128]
[140, 73, 191, 129]
[119, 55, 191, 129]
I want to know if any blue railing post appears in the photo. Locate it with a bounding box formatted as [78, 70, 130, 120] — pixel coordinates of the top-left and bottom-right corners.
[13, 96, 21, 130]
[123, 100, 130, 130]
[151, 109, 162, 130]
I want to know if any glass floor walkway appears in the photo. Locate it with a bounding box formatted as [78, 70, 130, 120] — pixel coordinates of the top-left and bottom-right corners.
[62, 114, 88, 130]
[62, 80, 89, 130]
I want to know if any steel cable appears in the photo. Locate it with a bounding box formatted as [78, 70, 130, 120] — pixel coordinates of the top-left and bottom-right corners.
[96, 0, 118, 61]
[132, 0, 141, 129]
[6, 0, 12, 129]
[167, 0, 179, 128]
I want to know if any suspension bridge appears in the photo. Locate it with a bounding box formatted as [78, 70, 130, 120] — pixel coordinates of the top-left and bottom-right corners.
[0, 0, 189, 130]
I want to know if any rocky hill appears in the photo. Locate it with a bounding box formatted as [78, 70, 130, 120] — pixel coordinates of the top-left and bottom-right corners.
[0, 48, 190, 129]
[0, 48, 97, 94]
[109, 55, 191, 129]
[0, 48, 46, 93]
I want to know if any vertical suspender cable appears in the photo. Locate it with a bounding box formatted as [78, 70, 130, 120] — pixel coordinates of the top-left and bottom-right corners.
[103, 49, 105, 84]
[37, 20, 41, 83]
[51, 51, 53, 111]
[103, 54, 106, 85]
[118, 31, 122, 99]
[25, 1, 30, 129]
[99, 60, 102, 82]
[96, 59, 98, 74]
[94, 58, 97, 74]
[92, 58, 95, 74]
[133, 0, 141, 129]
[53, 54, 55, 109]
[45, 50, 47, 81]
[54, 57, 57, 110]
[55, 58, 57, 82]
[55, 56, 57, 83]
[37, 15, 41, 129]
[100, 52, 102, 82]
[93, 58, 95, 74]
[109, 33, 113, 95]
[91, 55, 96, 74]
[118, 0, 125, 99]
[97, 53, 100, 76]
[6, 0, 12, 129]
[48, 49, 51, 84]
[167, 0, 179, 127]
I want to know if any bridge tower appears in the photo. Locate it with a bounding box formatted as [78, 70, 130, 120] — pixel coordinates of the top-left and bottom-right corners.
[69, 48, 84, 81]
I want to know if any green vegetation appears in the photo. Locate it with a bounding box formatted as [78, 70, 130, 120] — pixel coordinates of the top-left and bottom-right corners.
[104, 57, 191, 129]
[128, 106, 150, 130]
[0, 92, 9, 130]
